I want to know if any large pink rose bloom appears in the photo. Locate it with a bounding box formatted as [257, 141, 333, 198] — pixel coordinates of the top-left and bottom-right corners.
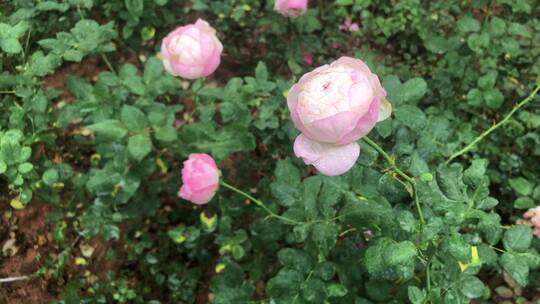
[288, 57, 392, 176]
[179, 153, 220, 205]
[274, 0, 308, 17]
[160, 19, 223, 79]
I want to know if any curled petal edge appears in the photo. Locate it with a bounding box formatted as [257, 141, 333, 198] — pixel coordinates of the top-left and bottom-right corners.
[293, 134, 360, 176]
[378, 98, 392, 122]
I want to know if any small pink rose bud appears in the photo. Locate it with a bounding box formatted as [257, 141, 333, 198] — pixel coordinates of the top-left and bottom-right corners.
[174, 119, 184, 129]
[179, 153, 220, 205]
[340, 19, 360, 32]
[303, 51, 313, 65]
[274, 0, 308, 17]
[288, 57, 392, 176]
[160, 19, 223, 79]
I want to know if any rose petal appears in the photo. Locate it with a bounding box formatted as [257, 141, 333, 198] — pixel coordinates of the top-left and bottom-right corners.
[337, 97, 379, 145]
[294, 134, 360, 176]
[307, 111, 360, 143]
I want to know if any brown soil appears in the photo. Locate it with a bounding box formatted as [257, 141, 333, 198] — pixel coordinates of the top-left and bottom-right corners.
[0, 203, 56, 304]
[42, 56, 102, 103]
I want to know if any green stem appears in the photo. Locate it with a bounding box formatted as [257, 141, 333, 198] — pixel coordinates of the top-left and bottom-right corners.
[412, 185, 424, 224]
[426, 259, 431, 295]
[0, 90, 15, 94]
[362, 137, 414, 184]
[101, 53, 116, 74]
[220, 181, 302, 225]
[362, 136, 425, 224]
[446, 84, 540, 164]
[23, 25, 32, 64]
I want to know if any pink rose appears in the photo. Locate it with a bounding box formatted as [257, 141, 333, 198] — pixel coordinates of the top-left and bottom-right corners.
[288, 57, 392, 176]
[274, 0, 308, 17]
[160, 19, 223, 79]
[179, 153, 220, 205]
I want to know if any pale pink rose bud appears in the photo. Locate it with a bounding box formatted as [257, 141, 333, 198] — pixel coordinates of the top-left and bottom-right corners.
[274, 0, 308, 17]
[160, 19, 223, 79]
[179, 153, 220, 205]
[287, 56, 392, 176]
[519, 207, 540, 238]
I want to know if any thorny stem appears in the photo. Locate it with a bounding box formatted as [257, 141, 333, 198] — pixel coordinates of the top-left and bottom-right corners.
[362, 136, 425, 224]
[220, 181, 302, 225]
[446, 84, 540, 164]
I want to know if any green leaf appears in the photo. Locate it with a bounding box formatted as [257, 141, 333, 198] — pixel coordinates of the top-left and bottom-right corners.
[17, 162, 33, 174]
[467, 88, 483, 107]
[436, 165, 466, 202]
[278, 248, 314, 273]
[457, 16, 481, 32]
[167, 227, 186, 244]
[0, 37, 23, 54]
[301, 278, 327, 302]
[488, 17, 506, 36]
[255, 62, 268, 81]
[467, 32, 490, 53]
[128, 134, 152, 161]
[477, 71, 497, 89]
[476, 197, 499, 210]
[394, 105, 426, 130]
[423, 36, 451, 54]
[478, 213, 502, 245]
[408, 286, 426, 304]
[509, 177, 533, 196]
[87, 119, 128, 140]
[140, 26, 155, 41]
[533, 185, 540, 200]
[335, 0, 354, 5]
[383, 241, 417, 266]
[125, 0, 144, 17]
[508, 22, 531, 38]
[311, 222, 339, 256]
[459, 276, 485, 299]
[327, 283, 348, 297]
[514, 196, 534, 209]
[500, 253, 529, 286]
[271, 182, 299, 207]
[121, 105, 148, 132]
[143, 56, 163, 84]
[400, 78, 427, 104]
[503, 225, 532, 252]
[43, 168, 59, 186]
[274, 159, 301, 186]
[0, 21, 28, 54]
[266, 269, 304, 301]
[185, 125, 256, 161]
[9, 21, 30, 38]
[484, 88, 504, 108]
[364, 238, 393, 275]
